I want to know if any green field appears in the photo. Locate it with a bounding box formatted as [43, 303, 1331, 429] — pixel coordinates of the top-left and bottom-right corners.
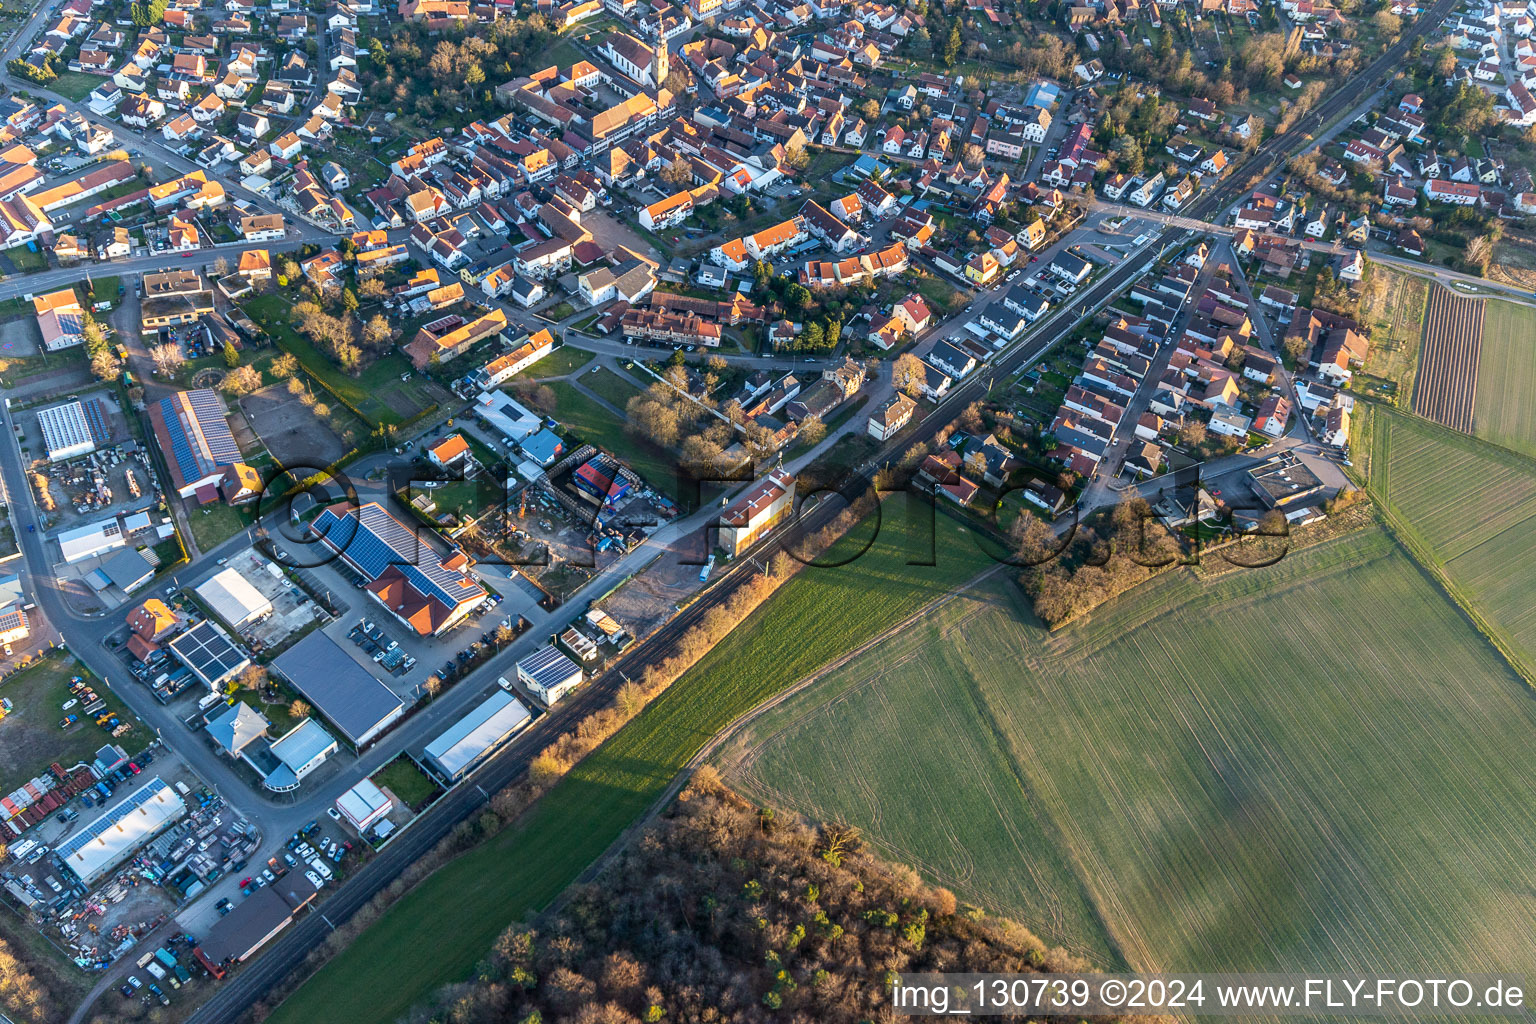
[723, 525, 1536, 982]
[372, 755, 441, 811]
[267, 508, 996, 1024]
[47, 71, 104, 101]
[186, 501, 253, 552]
[547, 379, 688, 506]
[1472, 301, 1536, 456]
[580, 366, 642, 409]
[515, 345, 594, 380]
[0, 652, 150, 796]
[1367, 406, 1536, 678]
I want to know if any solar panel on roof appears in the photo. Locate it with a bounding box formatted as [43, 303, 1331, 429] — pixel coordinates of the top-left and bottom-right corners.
[188, 390, 240, 463]
[160, 390, 240, 482]
[314, 504, 484, 611]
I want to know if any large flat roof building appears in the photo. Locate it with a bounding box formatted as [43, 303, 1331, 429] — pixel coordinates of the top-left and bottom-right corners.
[422, 689, 532, 782]
[196, 872, 320, 966]
[309, 502, 485, 636]
[148, 389, 242, 498]
[168, 620, 251, 690]
[37, 397, 111, 461]
[271, 632, 406, 747]
[57, 777, 186, 884]
[196, 567, 274, 631]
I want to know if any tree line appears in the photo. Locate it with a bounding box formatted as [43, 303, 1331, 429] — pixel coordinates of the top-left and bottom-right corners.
[399, 773, 1090, 1024]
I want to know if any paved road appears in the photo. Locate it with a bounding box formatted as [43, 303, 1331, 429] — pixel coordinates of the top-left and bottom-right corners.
[27, 0, 1460, 1014]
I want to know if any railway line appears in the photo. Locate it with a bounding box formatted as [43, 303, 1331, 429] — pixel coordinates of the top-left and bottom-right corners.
[181, 0, 1464, 1018]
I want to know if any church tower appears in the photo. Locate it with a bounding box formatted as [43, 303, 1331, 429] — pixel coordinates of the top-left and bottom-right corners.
[653, 39, 669, 88]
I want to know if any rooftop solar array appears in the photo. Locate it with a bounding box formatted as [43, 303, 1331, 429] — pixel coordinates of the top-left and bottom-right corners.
[312, 503, 484, 611]
[56, 777, 185, 882]
[168, 620, 249, 686]
[159, 389, 240, 485]
[36, 400, 98, 460]
[82, 397, 112, 445]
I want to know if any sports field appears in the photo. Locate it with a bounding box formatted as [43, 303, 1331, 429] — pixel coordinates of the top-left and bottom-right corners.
[1368, 406, 1536, 678]
[724, 527, 1536, 985]
[1472, 300, 1536, 457]
[267, 509, 996, 1024]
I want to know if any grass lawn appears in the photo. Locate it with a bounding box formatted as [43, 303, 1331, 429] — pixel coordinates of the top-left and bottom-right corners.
[725, 525, 1536, 979]
[48, 71, 104, 101]
[245, 294, 430, 427]
[514, 345, 594, 380]
[1367, 406, 1536, 680]
[1472, 300, 1536, 457]
[3, 244, 46, 272]
[547, 380, 689, 507]
[266, 509, 995, 1024]
[187, 501, 253, 552]
[0, 651, 150, 796]
[579, 366, 641, 409]
[912, 270, 967, 313]
[371, 755, 442, 811]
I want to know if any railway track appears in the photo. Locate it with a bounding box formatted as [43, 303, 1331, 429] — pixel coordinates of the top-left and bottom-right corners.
[177, 1, 1465, 1019]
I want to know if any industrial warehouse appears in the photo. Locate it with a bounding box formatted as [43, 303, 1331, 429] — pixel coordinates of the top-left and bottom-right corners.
[421, 689, 533, 783]
[271, 633, 406, 747]
[56, 778, 186, 885]
[195, 568, 274, 632]
[36, 397, 112, 463]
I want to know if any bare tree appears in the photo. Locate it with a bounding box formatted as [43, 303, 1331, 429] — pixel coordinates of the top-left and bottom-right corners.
[892, 352, 927, 398]
[222, 364, 263, 395]
[150, 342, 186, 378]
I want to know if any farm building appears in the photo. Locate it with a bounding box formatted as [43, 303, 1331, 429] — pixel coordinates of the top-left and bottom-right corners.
[148, 389, 243, 499]
[421, 689, 533, 782]
[513, 645, 583, 705]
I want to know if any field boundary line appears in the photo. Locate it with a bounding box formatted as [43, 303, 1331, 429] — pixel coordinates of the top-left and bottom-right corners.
[1374, 502, 1536, 685]
[547, 562, 1010, 911]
